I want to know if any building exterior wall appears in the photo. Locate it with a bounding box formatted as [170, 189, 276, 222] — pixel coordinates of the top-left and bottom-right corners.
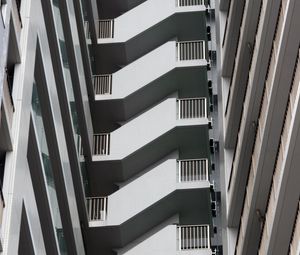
[0, 0, 221, 254]
[218, 0, 300, 254]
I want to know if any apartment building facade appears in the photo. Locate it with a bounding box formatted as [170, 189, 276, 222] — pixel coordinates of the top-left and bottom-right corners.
[0, 0, 221, 254]
[217, 0, 300, 254]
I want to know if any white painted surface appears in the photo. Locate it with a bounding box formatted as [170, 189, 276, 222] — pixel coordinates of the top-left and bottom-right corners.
[98, 0, 206, 43]
[117, 223, 212, 255]
[90, 154, 209, 227]
[93, 96, 208, 161]
[95, 41, 207, 100]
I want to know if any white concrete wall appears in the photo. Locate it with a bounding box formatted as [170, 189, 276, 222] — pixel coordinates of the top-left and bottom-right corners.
[97, 41, 176, 100]
[95, 41, 206, 100]
[90, 154, 209, 226]
[93, 95, 208, 161]
[120, 224, 178, 255]
[117, 223, 212, 255]
[98, 0, 205, 43]
[1, 0, 85, 254]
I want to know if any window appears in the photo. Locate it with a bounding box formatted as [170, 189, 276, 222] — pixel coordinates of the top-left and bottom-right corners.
[31, 81, 67, 254]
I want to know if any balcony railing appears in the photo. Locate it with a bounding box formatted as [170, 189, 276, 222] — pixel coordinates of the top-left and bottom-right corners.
[177, 0, 205, 6]
[93, 74, 112, 95]
[177, 40, 206, 61]
[178, 225, 210, 250]
[178, 97, 207, 119]
[178, 159, 209, 182]
[97, 19, 114, 39]
[93, 133, 110, 155]
[87, 197, 107, 221]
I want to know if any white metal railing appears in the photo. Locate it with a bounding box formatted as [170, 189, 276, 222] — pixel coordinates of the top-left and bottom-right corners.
[177, 0, 205, 6]
[178, 159, 209, 182]
[93, 74, 112, 95]
[86, 197, 107, 221]
[177, 40, 206, 61]
[93, 133, 110, 155]
[178, 97, 207, 119]
[178, 225, 210, 250]
[97, 19, 114, 39]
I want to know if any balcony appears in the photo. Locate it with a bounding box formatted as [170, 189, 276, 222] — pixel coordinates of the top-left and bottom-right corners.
[88, 222, 213, 255]
[92, 97, 207, 158]
[91, 40, 208, 127]
[87, 157, 210, 227]
[88, 0, 208, 74]
[93, 41, 207, 98]
[92, 0, 206, 42]
[85, 155, 212, 254]
[88, 95, 210, 196]
[93, 96, 207, 156]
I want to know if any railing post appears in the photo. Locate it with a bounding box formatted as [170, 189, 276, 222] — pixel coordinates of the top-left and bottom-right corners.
[207, 225, 210, 248]
[176, 42, 180, 61]
[206, 159, 209, 181]
[178, 161, 181, 183]
[202, 41, 206, 60]
[103, 197, 107, 220]
[178, 226, 182, 250]
[204, 98, 207, 118]
[178, 99, 181, 119]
